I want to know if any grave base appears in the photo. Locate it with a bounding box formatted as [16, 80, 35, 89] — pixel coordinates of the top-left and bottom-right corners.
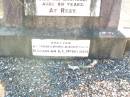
[0, 26, 128, 59]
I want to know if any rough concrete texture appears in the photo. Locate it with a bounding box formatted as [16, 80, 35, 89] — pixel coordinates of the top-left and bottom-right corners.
[0, 26, 127, 58]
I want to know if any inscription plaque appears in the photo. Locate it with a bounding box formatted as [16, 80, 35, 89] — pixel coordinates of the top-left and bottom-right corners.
[32, 39, 90, 57]
[36, 0, 101, 16]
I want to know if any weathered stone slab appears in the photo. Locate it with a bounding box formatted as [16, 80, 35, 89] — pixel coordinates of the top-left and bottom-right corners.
[0, 0, 122, 30]
[0, 0, 126, 59]
[0, 36, 31, 57]
[0, 27, 127, 58]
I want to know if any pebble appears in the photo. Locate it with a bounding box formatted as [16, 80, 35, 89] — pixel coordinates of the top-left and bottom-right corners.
[0, 52, 130, 96]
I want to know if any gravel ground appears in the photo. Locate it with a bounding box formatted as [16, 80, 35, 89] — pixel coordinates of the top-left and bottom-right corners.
[0, 52, 130, 97]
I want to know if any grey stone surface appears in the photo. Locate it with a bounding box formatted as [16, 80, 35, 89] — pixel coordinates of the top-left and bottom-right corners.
[125, 39, 130, 51]
[0, 26, 128, 58]
[0, 36, 31, 56]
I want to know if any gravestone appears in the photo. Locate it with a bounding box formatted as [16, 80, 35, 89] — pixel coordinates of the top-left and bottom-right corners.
[0, 0, 126, 58]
